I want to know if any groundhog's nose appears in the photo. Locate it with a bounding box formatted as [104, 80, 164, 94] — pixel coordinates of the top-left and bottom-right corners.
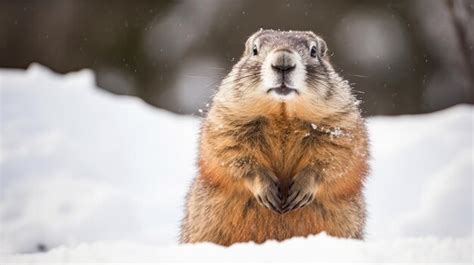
[271, 50, 296, 74]
[271, 63, 295, 73]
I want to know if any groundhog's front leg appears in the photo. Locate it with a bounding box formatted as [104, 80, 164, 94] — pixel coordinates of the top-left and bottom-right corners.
[243, 168, 283, 214]
[282, 168, 319, 213]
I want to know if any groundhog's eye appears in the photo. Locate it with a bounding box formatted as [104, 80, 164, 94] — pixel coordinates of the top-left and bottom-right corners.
[252, 44, 258, 56]
[310, 45, 317, 58]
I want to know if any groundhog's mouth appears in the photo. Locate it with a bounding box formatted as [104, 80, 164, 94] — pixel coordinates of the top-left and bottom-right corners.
[266, 85, 299, 96]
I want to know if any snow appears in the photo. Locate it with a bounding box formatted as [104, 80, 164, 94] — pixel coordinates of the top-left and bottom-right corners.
[2, 235, 471, 263]
[0, 64, 472, 263]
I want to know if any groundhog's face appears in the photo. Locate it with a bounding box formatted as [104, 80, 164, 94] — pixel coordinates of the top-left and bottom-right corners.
[233, 29, 330, 101]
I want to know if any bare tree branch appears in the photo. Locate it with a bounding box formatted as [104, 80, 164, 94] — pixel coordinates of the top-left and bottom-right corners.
[446, 0, 474, 92]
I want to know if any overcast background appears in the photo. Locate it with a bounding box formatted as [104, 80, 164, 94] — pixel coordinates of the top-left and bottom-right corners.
[0, 0, 473, 115]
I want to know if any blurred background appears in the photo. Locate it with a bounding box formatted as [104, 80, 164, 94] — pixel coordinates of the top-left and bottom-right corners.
[0, 0, 472, 116]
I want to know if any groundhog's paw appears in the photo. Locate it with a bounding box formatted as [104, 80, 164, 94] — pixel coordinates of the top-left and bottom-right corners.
[246, 170, 283, 214]
[282, 172, 317, 213]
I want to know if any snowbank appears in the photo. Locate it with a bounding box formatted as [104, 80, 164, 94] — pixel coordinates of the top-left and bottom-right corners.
[0, 64, 472, 262]
[2, 234, 471, 263]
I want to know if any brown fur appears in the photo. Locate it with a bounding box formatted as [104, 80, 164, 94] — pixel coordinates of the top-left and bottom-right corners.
[180, 30, 369, 246]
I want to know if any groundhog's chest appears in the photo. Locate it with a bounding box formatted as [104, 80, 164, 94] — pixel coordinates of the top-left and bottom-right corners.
[239, 116, 318, 180]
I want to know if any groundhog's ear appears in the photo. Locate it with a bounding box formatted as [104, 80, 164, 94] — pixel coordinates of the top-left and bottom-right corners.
[245, 36, 253, 51]
[244, 35, 257, 56]
[317, 38, 328, 58]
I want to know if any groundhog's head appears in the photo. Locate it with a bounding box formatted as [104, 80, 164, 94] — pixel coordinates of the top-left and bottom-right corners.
[214, 29, 356, 118]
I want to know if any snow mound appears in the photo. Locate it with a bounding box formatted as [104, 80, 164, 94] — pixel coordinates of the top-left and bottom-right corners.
[3, 234, 471, 263]
[0, 64, 472, 262]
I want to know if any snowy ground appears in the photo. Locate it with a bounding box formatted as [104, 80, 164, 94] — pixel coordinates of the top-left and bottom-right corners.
[0, 64, 472, 263]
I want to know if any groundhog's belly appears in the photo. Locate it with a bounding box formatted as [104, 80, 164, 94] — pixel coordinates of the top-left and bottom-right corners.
[200, 192, 326, 245]
[235, 198, 324, 244]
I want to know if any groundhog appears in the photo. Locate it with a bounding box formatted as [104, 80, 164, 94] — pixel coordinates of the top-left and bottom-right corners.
[180, 29, 369, 246]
